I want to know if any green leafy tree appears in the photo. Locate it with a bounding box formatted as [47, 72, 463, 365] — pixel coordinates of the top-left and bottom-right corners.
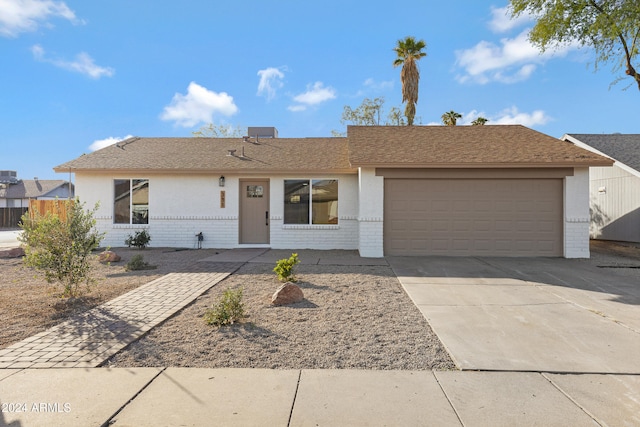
[332, 97, 406, 136]
[471, 117, 489, 125]
[393, 36, 427, 125]
[19, 199, 104, 298]
[441, 110, 462, 126]
[192, 123, 246, 137]
[510, 0, 640, 90]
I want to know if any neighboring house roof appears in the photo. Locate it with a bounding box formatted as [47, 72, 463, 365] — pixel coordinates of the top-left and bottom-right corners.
[54, 137, 354, 174]
[563, 134, 640, 172]
[0, 180, 73, 199]
[348, 125, 613, 168]
[54, 126, 612, 174]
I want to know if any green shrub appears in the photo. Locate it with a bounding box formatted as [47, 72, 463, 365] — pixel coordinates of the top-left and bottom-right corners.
[19, 199, 104, 298]
[204, 288, 246, 326]
[125, 230, 151, 249]
[273, 253, 300, 282]
[126, 254, 149, 271]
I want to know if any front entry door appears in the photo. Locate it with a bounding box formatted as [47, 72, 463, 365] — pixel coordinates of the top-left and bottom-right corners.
[240, 179, 270, 244]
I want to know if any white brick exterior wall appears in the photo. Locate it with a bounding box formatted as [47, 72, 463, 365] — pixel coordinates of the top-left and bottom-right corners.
[564, 168, 591, 258]
[75, 172, 360, 250]
[75, 166, 592, 259]
[357, 168, 384, 257]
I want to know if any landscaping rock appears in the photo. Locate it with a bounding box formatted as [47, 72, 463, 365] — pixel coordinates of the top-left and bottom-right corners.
[271, 282, 304, 306]
[99, 250, 121, 263]
[0, 247, 25, 258]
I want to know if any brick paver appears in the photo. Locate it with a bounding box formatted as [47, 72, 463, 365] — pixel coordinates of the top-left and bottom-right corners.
[0, 262, 242, 369]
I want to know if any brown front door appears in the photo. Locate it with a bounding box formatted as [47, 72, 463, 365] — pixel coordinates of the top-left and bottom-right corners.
[240, 179, 270, 244]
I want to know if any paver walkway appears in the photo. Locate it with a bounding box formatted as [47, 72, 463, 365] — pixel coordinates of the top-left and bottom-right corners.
[0, 261, 242, 369]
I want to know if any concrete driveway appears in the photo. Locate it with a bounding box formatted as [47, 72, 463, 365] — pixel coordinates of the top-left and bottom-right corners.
[388, 256, 640, 373]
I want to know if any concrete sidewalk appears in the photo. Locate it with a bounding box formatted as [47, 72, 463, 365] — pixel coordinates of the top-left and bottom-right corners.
[0, 229, 21, 249]
[2, 367, 639, 426]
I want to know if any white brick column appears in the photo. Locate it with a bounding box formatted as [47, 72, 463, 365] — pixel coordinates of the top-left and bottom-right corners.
[358, 168, 384, 257]
[564, 168, 591, 258]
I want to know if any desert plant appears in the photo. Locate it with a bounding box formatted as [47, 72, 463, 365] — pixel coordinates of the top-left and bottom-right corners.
[18, 199, 104, 298]
[273, 253, 300, 282]
[204, 288, 246, 326]
[125, 230, 151, 249]
[125, 254, 149, 271]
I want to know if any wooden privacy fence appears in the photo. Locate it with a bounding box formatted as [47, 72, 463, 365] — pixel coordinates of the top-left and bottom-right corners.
[29, 199, 74, 222]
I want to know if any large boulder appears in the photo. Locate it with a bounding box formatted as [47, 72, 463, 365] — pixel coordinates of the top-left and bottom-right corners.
[0, 247, 25, 258]
[99, 250, 121, 263]
[271, 282, 304, 306]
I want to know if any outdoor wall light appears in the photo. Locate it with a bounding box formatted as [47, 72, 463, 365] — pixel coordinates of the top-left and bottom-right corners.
[219, 176, 225, 187]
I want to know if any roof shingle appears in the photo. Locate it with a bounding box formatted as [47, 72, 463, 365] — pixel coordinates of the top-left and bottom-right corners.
[565, 134, 640, 172]
[0, 180, 71, 199]
[54, 126, 613, 174]
[348, 125, 613, 167]
[54, 137, 353, 174]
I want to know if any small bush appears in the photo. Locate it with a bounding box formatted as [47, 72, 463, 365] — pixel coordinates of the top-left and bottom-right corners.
[125, 254, 149, 271]
[125, 230, 151, 249]
[204, 288, 246, 326]
[273, 253, 300, 282]
[19, 199, 104, 298]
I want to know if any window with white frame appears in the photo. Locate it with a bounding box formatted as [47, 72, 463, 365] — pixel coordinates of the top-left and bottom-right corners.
[114, 179, 149, 224]
[284, 179, 338, 224]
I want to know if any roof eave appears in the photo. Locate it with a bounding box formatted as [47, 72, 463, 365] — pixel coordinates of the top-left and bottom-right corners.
[54, 167, 359, 175]
[349, 161, 615, 168]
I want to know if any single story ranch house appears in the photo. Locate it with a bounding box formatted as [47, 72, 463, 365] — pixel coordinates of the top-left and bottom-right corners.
[54, 125, 612, 258]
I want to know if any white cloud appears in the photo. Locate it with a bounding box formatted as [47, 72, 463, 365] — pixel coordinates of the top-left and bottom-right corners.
[0, 0, 82, 37]
[89, 135, 133, 152]
[363, 77, 393, 91]
[488, 5, 533, 33]
[455, 30, 575, 84]
[287, 105, 307, 112]
[289, 81, 336, 111]
[160, 82, 238, 127]
[431, 107, 550, 127]
[491, 106, 551, 126]
[31, 44, 115, 79]
[257, 67, 285, 101]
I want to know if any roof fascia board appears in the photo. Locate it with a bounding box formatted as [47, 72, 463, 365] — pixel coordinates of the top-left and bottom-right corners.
[350, 161, 613, 168]
[54, 168, 358, 175]
[563, 134, 640, 179]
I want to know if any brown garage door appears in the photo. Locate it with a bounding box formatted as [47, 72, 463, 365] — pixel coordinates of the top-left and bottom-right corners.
[384, 179, 563, 256]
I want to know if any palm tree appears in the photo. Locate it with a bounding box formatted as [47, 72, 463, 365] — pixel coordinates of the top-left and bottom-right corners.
[441, 110, 462, 126]
[393, 36, 427, 126]
[471, 117, 488, 126]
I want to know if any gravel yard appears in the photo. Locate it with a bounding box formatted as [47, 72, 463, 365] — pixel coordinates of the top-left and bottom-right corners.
[105, 262, 456, 370]
[0, 247, 222, 349]
[2, 240, 639, 370]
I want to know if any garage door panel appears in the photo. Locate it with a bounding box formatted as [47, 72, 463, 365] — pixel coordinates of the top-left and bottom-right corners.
[384, 178, 562, 256]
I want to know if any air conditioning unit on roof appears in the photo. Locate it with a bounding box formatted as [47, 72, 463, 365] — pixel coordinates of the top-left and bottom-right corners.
[247, 127, 278, 138]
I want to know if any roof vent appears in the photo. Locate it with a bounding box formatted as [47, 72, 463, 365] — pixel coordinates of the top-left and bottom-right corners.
[227, 149, 237, 156]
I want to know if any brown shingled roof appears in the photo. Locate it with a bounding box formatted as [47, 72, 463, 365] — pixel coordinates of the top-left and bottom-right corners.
[54, 137, 354, 174]
[348, 125, 613, 168]
[54, 126, 613, 174]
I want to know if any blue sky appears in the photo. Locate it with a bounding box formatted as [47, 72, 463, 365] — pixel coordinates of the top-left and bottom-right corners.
[1, 0, 637, 180]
